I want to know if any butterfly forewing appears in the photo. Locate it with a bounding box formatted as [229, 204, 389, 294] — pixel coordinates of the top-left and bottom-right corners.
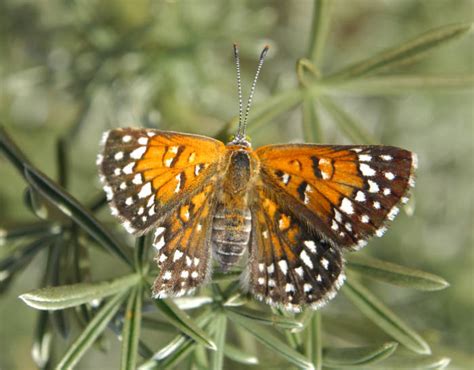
[247, 187, 344, 312]
[255, 144, 417, 250]
[98, 128, 225, 235]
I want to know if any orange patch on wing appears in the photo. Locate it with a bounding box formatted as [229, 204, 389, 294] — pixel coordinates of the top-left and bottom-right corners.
[179, 205, 190, 223]
[262, 198, 277, 219]
[318, 158, 334, 179]
[278, 214, 291, 231]
[332, 161, 364, 188]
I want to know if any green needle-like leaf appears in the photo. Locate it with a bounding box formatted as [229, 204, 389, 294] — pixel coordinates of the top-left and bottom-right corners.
[23, 164, 132, 266]
[210, 314, 227, 370]
[20, 273, 140, 310]
[323, 342, 398, 367]
[364, 354, 451, 369]
[327, 22, 473, 79]
[227, 309, 314, 370]
[139, 313, 212, 370]
[302, 98, 323, 143]
[308, 0, 333, 65]
[305, 311, 322, 370]
[347, 255, 449, 291]
[226, 306, 303, 330]
[320, 97, 377, 144]
[56, 290, 129, 370]
[343, 279, 431, 355]
[0, 125, 33, 174]
[152, 294, 216, 350]
[224, 344, 259, 365]
[32, 311, 53, 368]
[325, 74, 474, 95]
[120, 284, 143, 370]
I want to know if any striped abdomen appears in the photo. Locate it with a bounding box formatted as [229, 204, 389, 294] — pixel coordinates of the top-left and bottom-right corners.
[212, 206, 251, 271]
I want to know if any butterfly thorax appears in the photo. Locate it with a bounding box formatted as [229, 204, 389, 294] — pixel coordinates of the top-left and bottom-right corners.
[212, 145, 259, 271]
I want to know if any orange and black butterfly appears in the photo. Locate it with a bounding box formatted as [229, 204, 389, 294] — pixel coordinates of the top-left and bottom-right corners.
[97, 45, 417, 312]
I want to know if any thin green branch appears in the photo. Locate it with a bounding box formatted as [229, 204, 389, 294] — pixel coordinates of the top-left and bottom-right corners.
[308, 0, 333, 65]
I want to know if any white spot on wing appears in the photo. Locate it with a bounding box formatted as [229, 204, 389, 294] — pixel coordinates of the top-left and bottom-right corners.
[358, 154, 372, 162]
[164, 158, 173, 167]
[138, 182, 152, 198]
[123, 221, 136, 234]
[173, 249, 183, 261]
[357, 240, 368, 249]
[125, 197, 133, 206]
[138, 137, 148, 145]
[147, 194, 155, 208]
[175, 174, 182, 193]
[154, 236, 165, 250]
[340, 198, 354, 215]
[130, 146, 147, 159]
[132, 174, 142, 185]
[103, 185, 113, 200]
[373, 201, 381, 209]
[96, 154, 103, 165]
[194, 164, 201, 176]
[123, 162, 135, 175]
[122, 135, 132, 143]
[360, 163, 376, 177]
[383, 188, 391, 195]
[162, 271, 172, 280]
[278, 260, 288, 275]
[361, 214, 370, 223]
[169, 146, 179, 154]
[376, 226, 387, 237]
[380, 154, 392, 161]
[295, 266, 304, 277]
[384, 172, 395, 180]
[331, 220, 339, 230]
[304, 240, 317, 253]
[387, 206, 399, 221]
[334, 209, 342, 222]
[321, 258, 329, 270]
[300, 250, 313, 268]
[412, 152, 418, 169]
[282, 173, 290, 184]
[355, 191, 366, 202]
[368, 180, 379, 193]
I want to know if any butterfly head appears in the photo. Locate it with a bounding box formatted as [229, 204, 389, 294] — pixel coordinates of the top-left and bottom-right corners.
[232, 44, 269, 147]
[227, 133, 252, 147]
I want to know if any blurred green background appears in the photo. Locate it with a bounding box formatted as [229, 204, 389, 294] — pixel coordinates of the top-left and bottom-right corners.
[0, 0, 473, 369]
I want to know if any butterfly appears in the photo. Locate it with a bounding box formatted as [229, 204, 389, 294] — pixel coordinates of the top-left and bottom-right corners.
[97, 45, 417, 312]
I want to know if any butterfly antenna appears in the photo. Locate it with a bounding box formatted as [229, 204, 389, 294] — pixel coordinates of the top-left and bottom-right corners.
[233, 44, 244, 139]
[240, 45, 269, 139]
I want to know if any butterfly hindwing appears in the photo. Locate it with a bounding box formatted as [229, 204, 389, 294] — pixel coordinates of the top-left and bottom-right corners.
[255, 144, 417, 250]
[151, 183, 217, 298]
[246, 187, 345, 312]
[98, 128, 225, 235]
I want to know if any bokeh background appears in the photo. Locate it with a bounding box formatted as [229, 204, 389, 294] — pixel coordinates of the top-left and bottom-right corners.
[0, 0, 473, 369]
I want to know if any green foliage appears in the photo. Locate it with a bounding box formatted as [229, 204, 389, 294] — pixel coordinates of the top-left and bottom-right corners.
[1, 1, 473, 369]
